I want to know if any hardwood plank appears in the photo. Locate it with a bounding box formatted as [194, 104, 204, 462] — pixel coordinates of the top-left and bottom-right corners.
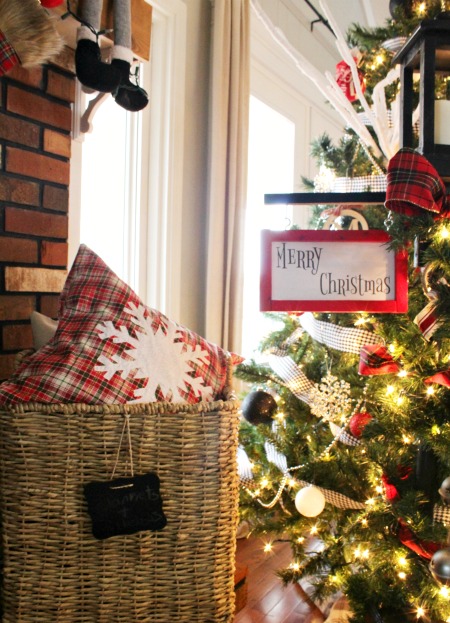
[235, 537, 326, 623]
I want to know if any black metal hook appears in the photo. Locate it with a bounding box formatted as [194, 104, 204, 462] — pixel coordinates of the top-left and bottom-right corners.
[303, 0, 335, 37]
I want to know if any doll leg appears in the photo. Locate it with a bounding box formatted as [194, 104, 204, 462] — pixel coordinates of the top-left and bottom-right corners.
[75, 0, 121, 93]
[110, 0, 148, 111]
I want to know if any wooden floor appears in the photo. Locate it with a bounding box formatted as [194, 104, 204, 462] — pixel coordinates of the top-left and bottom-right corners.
[234, 536, 327, 623]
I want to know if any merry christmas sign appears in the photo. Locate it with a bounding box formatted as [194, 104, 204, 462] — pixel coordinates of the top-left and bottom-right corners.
[260, 229, 408, 313]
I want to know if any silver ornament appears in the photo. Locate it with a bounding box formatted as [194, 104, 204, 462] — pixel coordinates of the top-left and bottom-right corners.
[430, 548, 450, 585]
[439, 477, 450, 504]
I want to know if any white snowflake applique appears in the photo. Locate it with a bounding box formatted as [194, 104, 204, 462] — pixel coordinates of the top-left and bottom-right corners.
[94, 302, 214, 403]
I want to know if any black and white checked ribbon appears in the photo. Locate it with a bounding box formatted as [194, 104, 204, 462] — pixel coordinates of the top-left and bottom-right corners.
[434, 504, 450, 525]
[329, 422, 361, 447]
[333, 174, 387, 193]
[238, 444, 365, 510]
[237, 445, 254, 488]
[265, 327, 305, 357]
[265, 440, 288, 472]
[300, 312, 380, 354]
[267, 355, 314, 404]
[297, 480, 365, 510]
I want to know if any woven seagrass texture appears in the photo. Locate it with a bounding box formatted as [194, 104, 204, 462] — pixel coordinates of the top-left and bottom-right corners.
[0, 394, 240, 623]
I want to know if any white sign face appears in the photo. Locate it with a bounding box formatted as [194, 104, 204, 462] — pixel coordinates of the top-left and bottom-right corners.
[272, 240, 395, 301]
[260, 230, 408, 313]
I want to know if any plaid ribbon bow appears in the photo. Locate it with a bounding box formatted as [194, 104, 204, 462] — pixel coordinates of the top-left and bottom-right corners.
[359, 344, 400, 376]
[385, 148, 450, 218]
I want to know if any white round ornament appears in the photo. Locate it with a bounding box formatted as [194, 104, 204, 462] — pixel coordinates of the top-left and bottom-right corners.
[294, 485, 325, 517]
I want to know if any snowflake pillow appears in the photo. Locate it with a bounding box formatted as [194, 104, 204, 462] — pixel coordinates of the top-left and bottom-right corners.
[0, 245, 243, 406]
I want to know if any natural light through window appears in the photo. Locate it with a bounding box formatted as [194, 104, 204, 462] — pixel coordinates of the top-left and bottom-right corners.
[241, 96, 295, 358]
[79, 92, 142, 292]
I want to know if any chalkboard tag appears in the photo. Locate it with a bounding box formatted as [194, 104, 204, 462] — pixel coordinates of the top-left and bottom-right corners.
[84, 472, 167, 540]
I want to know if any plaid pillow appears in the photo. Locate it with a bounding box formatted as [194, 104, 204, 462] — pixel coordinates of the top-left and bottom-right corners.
[0, 245, 243, 405]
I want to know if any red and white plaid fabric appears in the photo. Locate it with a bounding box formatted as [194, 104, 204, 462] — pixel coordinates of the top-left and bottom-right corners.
[385, 148, 450, 217]
[0, 29, 20, 76]
[0, 245, 243, 406]
[414, 300, 442, 341]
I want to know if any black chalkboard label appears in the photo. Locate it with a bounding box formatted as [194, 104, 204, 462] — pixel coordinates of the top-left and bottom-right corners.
[84, 472, 167, 540]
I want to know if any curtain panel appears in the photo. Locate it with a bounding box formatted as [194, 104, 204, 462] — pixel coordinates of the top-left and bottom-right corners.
[205, 0, 250, 356]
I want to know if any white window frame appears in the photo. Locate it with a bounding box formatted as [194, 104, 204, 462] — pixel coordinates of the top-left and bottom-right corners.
[69, 0, 187, 320]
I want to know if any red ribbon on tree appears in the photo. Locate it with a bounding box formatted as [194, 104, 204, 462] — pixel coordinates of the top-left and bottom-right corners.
[397, 519, 444, 560]
[414, 300, 441, 341]
[425, 370, 450, 388]
[386, 148, 450, 218]
[359, 344, 400, 376]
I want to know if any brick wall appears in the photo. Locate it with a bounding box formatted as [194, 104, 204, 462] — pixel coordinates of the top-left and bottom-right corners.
[0, 58, 75, 380]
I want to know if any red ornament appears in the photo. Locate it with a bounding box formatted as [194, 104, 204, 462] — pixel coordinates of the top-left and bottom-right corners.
[349, 412, 372, 438]
[381, 474, 400, 502]
[335, 59, 366, 103]
[40, 0, 65, 7]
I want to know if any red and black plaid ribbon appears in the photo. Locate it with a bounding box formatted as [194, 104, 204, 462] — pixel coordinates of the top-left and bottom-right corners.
[385, 148, 450, 218]
[359, 344, 400, 376]
[0, 29, 20, 77]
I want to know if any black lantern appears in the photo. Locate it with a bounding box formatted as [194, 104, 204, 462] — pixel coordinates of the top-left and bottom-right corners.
[393, 16, 450, 179]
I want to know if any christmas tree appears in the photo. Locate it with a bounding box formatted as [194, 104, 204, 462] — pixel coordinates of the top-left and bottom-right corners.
[236, 3, 450, 622]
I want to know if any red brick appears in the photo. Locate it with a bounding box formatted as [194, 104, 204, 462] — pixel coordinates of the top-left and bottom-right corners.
[0, 236, 38, 263]
[6, 147, 70, 185]
[5, 267, 67, 293]
[6, 65, 43, 89]
[0, 296, 35, 321]
[43, 128, 71, 158]
[0, 354, 17, 381]
[0, 112, 40, 147]
[7, 85, 72, 131]
[5, 207, 68, 239]
[0, 176, 40, 206]
[3, 324, 33, 350]
[47, 70, 76, 103]
[41, 241, 68, 266]
[40, 295, 60, 319]
[43, 185, 69, 212]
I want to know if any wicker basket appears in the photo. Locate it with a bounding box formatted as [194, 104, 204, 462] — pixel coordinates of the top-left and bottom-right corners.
[0, 387, 240, 622]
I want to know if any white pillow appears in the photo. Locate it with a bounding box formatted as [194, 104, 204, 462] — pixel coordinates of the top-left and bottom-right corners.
[30, 311, 58, 351]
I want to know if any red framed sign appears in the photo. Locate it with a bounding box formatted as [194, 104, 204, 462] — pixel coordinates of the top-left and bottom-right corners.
[260, 229, 408, 313]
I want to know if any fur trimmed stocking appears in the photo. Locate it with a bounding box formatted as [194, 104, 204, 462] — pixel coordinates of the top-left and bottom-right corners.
[75, 0, 121, 93]
[75, 0, 148, 111]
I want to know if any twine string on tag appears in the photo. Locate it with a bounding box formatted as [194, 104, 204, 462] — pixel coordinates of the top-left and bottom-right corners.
[111, 413, 134, 480]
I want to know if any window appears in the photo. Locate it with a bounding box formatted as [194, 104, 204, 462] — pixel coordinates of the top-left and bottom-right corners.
[241, 96, 295, 358]
[241, 9, 345, 357]
[69, 0, 187, 319]
[79, 91, 142, 291]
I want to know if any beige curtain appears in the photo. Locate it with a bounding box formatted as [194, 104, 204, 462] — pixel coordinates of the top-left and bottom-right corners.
[205, 0, 250, 356]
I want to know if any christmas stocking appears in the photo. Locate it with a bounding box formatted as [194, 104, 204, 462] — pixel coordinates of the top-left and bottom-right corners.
[110, 0, 148, 112]
[75, 0, 121, 93]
